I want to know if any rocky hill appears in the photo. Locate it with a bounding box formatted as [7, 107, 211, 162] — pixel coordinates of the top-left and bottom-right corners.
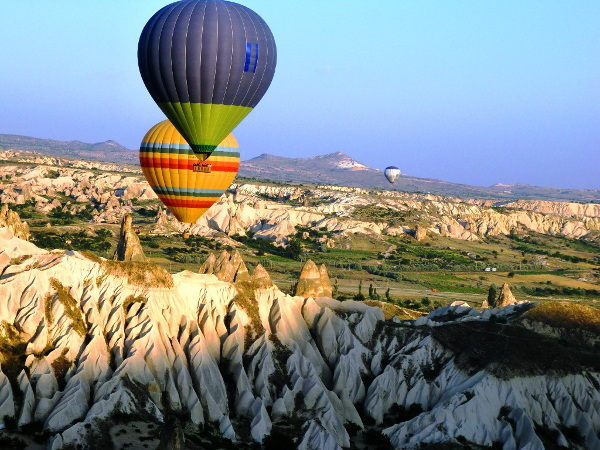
[0, 134, 138, 165]
[0, 226, 598, 449]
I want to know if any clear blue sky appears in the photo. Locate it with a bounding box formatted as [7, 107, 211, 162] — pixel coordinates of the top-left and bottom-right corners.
[1, 1, 598, 189]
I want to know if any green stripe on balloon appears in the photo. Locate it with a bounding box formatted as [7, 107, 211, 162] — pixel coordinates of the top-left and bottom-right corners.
[158, 102, 251, 155]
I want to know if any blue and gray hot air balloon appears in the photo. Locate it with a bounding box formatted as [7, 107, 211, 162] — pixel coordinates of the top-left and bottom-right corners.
[384, 166, 401, 184]
[138, 0, 277, 158]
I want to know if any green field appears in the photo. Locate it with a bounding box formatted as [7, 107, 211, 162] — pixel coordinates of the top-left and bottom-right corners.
[25, 204, 600, 312]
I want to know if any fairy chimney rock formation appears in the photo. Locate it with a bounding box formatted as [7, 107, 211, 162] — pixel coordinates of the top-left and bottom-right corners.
[200, 250, 249, 283]
[294, 260, 333, 298]
[113, 214, 147, 262]
[0, 204, 30, 241]
[414, 225, 427, 242]
[233, 256, 250, 282]
[199, 253, 217, 275]
[497, 283, 517, 308]
[216, 250, 238, 282]
[253, 264, 274, 288]
[481, 299, 489, 309]
[200, 249, 275, 286]
[156, 206, 169, 226]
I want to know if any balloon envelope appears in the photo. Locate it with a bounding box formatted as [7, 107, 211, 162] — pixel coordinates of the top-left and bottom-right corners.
[384, 166, 401, 184]
[138, 0, 277, 156]
[140, 120, 240, 224]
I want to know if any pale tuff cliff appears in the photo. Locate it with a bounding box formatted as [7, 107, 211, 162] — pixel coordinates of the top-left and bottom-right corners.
[1, 157, 600, 245]
[0, 228, 598, 449]
[501, 200, 600, 219]
[163, 184, 600, 245]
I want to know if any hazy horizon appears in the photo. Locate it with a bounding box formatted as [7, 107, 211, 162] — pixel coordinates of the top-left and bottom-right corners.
[1, 1, 598, 189]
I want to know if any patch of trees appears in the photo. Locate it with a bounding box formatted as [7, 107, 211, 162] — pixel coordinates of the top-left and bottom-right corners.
[8, 200, 37, 219]
[508, 234, 592, 264]
[518, 286, 600, 298]
[353, 280, 366, 300]
[48, 205, 94, 225]
[232, 233, 305, 261]
[352, 205, 413, 222]
[31, 229, 111, 253]
[133, 207, 158, 218]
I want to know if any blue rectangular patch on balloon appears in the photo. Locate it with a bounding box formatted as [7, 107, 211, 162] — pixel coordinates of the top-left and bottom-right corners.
[253, 44, 259, 73]
[244, 43, 259, 73]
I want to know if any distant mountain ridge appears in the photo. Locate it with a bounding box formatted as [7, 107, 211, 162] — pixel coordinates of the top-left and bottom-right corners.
[2, 132, 599, 202]
[240, 152, 600, 202]
[244, 152, 372, 175]
[0, 133, 138, 164]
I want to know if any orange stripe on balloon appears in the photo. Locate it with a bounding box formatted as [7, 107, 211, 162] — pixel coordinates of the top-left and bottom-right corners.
[140, 158, 239, 172]
[158, 198, 219, 208]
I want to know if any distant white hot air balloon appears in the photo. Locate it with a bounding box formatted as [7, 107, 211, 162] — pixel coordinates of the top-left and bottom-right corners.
[384, 166, 401, 184]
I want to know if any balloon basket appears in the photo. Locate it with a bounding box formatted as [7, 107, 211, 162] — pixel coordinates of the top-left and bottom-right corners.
[193, 162, 212, 173]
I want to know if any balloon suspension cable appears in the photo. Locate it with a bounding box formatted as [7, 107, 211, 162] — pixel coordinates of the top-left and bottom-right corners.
[193, 151, 208, 161]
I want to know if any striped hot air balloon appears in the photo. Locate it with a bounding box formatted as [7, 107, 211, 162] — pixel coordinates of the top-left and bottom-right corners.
[138, 0, 277, 158]
[140, 120, 240, 224]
